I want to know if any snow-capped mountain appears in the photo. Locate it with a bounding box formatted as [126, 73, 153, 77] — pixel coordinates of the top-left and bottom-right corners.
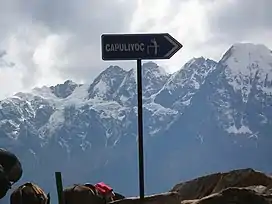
[146, 43, 272, 188]
[0, 43, 272, 202]
[154, 57, 217, 110]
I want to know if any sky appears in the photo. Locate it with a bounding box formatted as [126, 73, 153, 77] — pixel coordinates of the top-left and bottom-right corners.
[0, 0, 272, 99]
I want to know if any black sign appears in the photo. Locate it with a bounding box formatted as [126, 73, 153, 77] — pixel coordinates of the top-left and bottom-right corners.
[101, 33, 183, 60]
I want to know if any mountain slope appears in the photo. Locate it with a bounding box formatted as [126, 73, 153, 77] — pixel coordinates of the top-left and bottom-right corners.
[0, 43, 271, 203]
[146, 43, 272, 190]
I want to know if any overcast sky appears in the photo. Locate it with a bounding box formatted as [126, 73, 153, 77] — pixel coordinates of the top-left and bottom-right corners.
[0, 0, 271, 99]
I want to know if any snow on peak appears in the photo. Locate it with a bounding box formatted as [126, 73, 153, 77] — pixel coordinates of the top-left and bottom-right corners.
[103, 65, 125, 75]
[50, 80, 79, 99]
[221, 43, 272, 73]
[88, 65, 127, 100]
[232, 43, 270, 53]
[165, 57, 217, 91]
[153, 57, 217, 109]
[184, 57, 206, 67]
[63, 80, 77, 86]
[142, 61, 168, 77]
[31, 86, 58, 99]
[220, 43, 272, 102]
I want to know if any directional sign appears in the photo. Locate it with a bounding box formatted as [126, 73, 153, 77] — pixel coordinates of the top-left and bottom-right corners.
[101, 33, 183, 61]
[100, 32, 183, 201]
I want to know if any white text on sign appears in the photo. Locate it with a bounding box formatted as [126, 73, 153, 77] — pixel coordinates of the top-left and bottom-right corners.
[105, 43, 145, 52]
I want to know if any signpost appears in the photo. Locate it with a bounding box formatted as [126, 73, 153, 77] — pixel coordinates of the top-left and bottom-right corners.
[101, 33, 182, 200]
[55, 172, 64, 204]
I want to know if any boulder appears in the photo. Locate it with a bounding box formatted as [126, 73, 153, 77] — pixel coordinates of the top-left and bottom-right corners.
[109, 192, 180, 204]
[170, 168, 272, 201]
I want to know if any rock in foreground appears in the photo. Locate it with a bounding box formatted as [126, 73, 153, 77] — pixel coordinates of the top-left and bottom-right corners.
[111, 168, 272, 204]
[172, 168, 272, 204]
[110, 192, 180, 204]
[180, 187, 271, 204]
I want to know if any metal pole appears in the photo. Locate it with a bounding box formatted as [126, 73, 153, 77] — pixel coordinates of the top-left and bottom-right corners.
[55, 172, 64, 204]
[136, 59, 145, 200]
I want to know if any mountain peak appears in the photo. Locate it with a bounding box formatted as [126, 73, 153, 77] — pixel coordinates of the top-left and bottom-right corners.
[50, 80, 79, 99]
[221, 43, 272, 65]
[154, 57, 217, 109]
[232, 42, 270, 52]
[63, 80, 77, 86]
[143, 61, 158, 67]
[87, 65, 127, 100]
[220, 42, 272, 78]
[142, 61, 168, 77]
[219, 43, 272, 103]
[183, 57, 214, 69]
[104, 65, 125, 75]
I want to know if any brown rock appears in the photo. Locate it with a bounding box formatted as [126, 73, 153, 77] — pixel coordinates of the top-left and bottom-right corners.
[111, 168, 272, 204]
[170, 168, 272, 201]
[109, 192, 180, 204]
[211, 168, 272, 193]
[180, 187, 271, 204]
[170, 172, 221, 200]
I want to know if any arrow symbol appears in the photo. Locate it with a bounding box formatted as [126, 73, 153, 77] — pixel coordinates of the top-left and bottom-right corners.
[164, 34, 183, 58]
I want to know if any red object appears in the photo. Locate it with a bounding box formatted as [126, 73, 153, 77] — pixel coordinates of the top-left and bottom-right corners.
[95, 182, 113, 194]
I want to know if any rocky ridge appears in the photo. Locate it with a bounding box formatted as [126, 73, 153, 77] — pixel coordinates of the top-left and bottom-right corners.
[0, 43, 271, 200]
[112, 168, 272, 204]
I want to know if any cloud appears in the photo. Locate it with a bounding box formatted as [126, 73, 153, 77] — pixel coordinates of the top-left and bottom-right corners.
[207, 0, 272, 39]
[0, 0, 272, 99]
[203, 0, 272, 54]
[26, 0, 138, 81]
[0, 51, 24, 98]
[130, 0, 214, 72]
[0, 0, 137, 99]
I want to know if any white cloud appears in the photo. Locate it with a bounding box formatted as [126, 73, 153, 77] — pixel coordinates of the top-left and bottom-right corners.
[130, 0, 215, 72]
[0, 0, 271, 99]
[1, 23, 69, 91]
[33, 33, 71, 87]
[0, 52, 24, 98]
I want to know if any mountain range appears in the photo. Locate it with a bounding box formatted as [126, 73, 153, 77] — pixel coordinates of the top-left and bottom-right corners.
[0, 43, 272, 203]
